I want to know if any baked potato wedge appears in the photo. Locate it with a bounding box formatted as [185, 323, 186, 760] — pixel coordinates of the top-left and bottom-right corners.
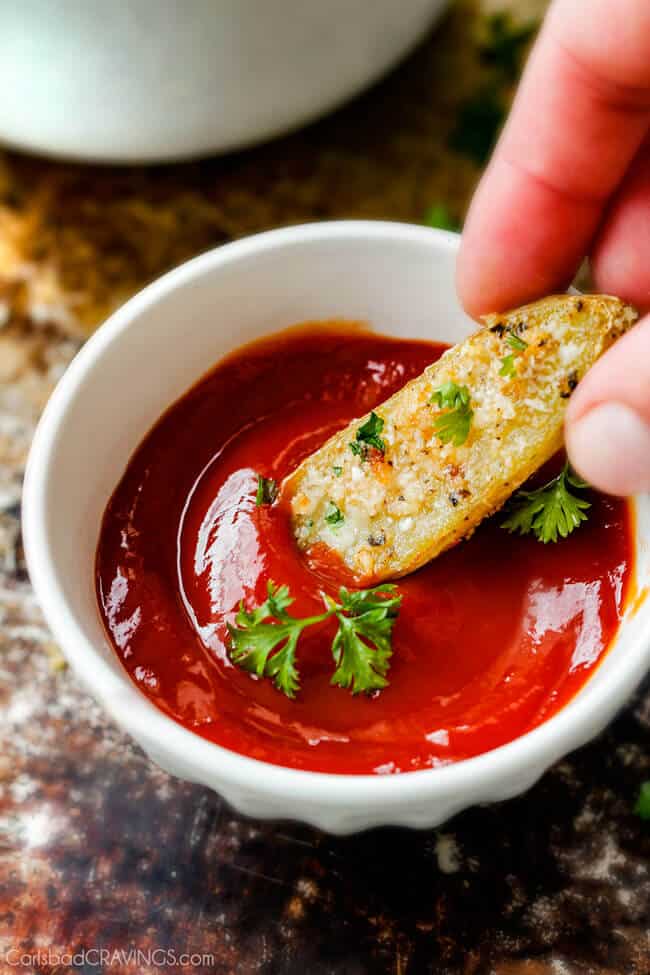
[284, 294, 636, 582]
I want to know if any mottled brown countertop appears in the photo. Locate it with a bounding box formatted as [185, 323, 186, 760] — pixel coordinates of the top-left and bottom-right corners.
[1, 2, 649, 973]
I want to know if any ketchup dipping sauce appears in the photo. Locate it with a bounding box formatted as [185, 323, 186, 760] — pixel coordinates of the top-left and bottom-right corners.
[96, 325, 633, 775]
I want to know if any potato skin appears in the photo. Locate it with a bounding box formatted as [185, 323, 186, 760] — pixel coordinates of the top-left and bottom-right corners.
[285, 295, 637, 583]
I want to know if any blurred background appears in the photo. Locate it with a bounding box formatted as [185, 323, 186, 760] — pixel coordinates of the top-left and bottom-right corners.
[2, 2, 649, 974]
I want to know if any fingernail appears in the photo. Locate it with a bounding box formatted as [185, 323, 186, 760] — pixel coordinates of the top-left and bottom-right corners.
[567, 402, 650, 495]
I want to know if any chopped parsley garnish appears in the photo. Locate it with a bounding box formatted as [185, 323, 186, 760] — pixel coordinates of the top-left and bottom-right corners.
[325, 501, 344, 526]
[500, 330, 528, 377]
[479, 12, 537, 81]
[499, 355, 517, 378]
[227, 581, 402, 698]
[423, 203, 461, 233]
[332, 465, 343, 476]
[501, 462, 591, 543]
[506, 332, 528, 352]
[431, 381, 473, 446]
[350, 411, 386, 459]
[255, 474, 278, 506]
[635, 782, 650, 821]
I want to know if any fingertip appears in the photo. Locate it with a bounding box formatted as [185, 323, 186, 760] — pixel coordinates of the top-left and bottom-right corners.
[565, 311, 650, 496]
[455, 163, 527, 320]
[455, 235, 496, 321]
[591, 249, 650, 314]
[456, 191, 541, 320]
[456, 152, 593, 320]
[566, 402, 650, 496]
[566, 312, 650, 425]
[591, 141, 650, 313]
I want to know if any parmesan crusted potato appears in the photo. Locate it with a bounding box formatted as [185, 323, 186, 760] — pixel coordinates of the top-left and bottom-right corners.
[284, 295, 637, 582]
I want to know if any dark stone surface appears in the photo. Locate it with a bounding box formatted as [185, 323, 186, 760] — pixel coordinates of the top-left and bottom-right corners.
[0, 2, 649, 971]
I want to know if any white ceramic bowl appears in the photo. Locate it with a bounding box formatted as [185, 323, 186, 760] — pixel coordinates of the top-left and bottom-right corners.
[23, 222, 650, 833]
[0, 0, 448, 162]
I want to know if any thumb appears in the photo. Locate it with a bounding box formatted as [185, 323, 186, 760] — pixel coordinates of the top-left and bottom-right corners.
[565, 313, 650, 495]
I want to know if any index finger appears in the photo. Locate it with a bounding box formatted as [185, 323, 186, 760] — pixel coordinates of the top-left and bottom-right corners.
[457, 0, 650, 319]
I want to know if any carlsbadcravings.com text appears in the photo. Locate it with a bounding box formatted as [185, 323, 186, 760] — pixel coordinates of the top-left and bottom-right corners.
[5, 948, 216, 968]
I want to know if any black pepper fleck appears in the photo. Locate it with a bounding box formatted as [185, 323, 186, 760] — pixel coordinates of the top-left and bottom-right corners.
[560, 370, 579, 398]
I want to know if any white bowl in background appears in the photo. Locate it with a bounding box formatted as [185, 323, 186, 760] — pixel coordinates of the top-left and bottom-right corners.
[23, 222, 650, 833]
[0, 0, 449, 163]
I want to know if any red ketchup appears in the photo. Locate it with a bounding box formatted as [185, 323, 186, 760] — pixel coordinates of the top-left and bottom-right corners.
[96, 326, 633, 774]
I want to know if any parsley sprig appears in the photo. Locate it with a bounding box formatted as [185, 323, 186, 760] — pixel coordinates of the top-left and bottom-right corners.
[325, 501, 344, 525]
[326, 586, 401, 693]
[350, 411, 386, 459]
[431, 381, 473, 446]
[499, 330, 528, 378]
[501, 462, 591, 543]
[227, 581, 402, 698]
[228, 583, 308, 698]
[256, 474, 278, 506]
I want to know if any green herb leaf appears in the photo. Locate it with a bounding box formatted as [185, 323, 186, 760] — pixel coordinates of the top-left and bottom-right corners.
[336, 583, 400, 614]
[332, 465, 343, 476]
[423, 203, 461, 233]
[256, 474, 278, 506]
[501, 462, 591, 543]
[325, 501, 344, 526]
[431, 381, 473, 446]
[500, 330, 528, 377]
[434, 410, 473, 446]
[635, 781, 650, 821]
[227, 581, 323, 698]
[499, 354, 516, 378]
[431, 381, 471, 411]
[227, 581, 402, 698]
[330, 585, 402, 695]
[350, 411, 386, 458]
[506, 332, 528, 352]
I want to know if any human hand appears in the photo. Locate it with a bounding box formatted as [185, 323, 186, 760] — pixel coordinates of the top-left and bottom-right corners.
[457, 0, 650, 495]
